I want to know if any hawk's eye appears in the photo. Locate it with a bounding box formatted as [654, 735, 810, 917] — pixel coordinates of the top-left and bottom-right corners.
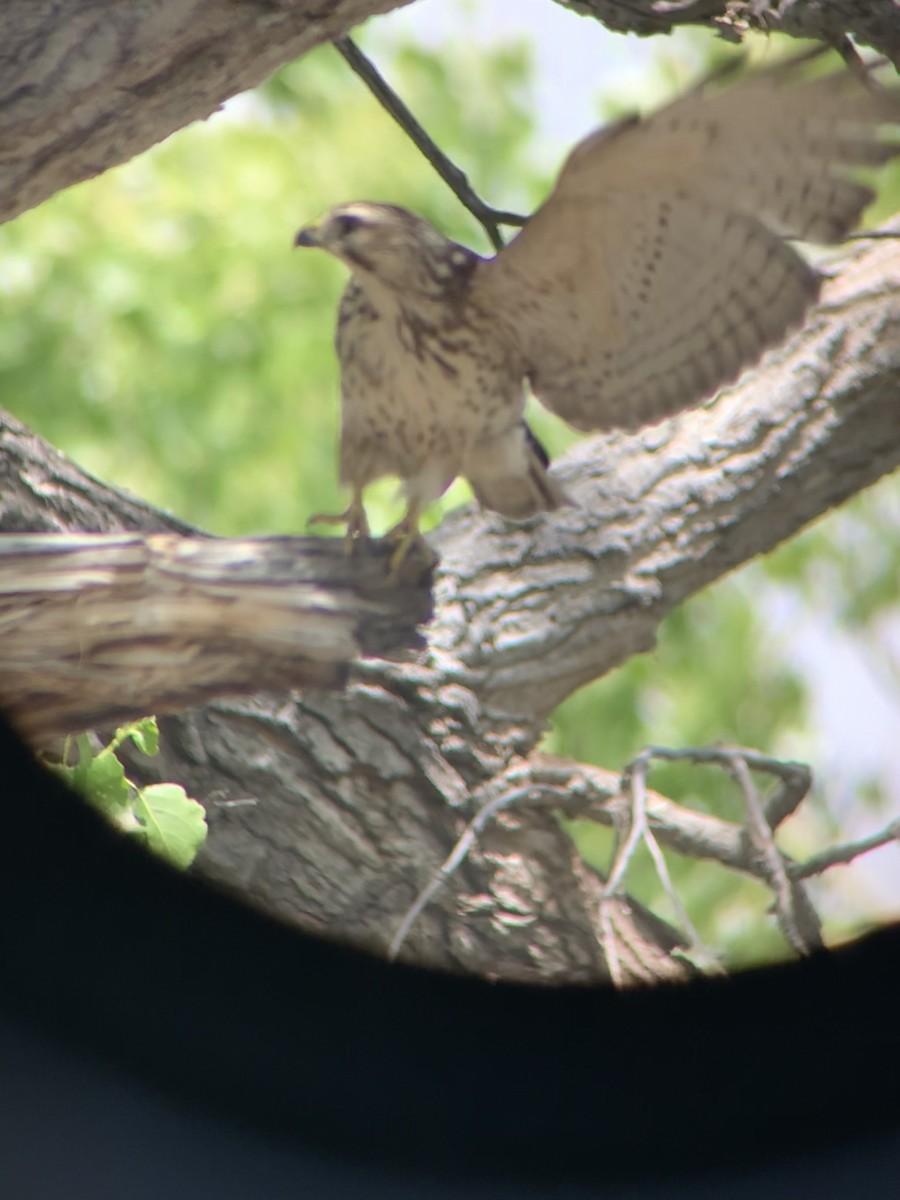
[335, 213, 364, 237]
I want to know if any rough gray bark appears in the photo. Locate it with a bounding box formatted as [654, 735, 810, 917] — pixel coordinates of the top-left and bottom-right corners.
[556, 1, 900, 63]
[0, 408, 192, 535]
[1, 0, 897, 230]
[4, 232, 898, 982]
[0, 0, 408, 226]
[0, 532, 432, 741]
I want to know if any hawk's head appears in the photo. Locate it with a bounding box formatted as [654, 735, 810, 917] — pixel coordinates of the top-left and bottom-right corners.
[295, 202, 478, 300]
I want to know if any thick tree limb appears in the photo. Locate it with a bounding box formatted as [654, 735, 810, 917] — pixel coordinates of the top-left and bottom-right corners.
[555, 1, 900, 63]
[0, 0, 409, 226]
[0, 408, 192, 535]
[3, 231, 897, 982]
[0, 532, 432, 742]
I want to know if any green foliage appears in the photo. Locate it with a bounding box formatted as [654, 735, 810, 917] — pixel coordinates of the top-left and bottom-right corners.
[48, 718, 207, 870]
[132, 783, 208, 870]
[764, 487, 900, 629]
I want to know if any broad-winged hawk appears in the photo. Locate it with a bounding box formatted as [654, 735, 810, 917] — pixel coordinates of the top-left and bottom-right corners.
[295, 61, 898, 566]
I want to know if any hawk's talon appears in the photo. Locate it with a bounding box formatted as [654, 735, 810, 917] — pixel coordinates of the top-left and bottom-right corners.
[308, 493, 369, 555]
[385, 503, 424, 576]
[388, 529, 418, 574]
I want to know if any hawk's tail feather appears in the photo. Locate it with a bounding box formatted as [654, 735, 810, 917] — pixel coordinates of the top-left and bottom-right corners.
[466, 423, 572, 522]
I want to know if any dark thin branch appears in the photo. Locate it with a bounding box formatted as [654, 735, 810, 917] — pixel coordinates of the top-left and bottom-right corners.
[333, 35, 528, 252]
[831, 31, 871, 79]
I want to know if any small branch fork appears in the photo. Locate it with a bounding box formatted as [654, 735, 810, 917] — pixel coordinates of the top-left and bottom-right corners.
[624, 746, 821, 958]
[609, 752, 721, 975]
[389, 746, 899, 971]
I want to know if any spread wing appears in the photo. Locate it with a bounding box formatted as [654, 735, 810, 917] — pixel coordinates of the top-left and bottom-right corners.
[475, 64, 899, 433]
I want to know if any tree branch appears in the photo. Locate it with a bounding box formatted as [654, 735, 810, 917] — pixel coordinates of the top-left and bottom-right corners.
[333, 37, 528, 251]
[792, 819, 900, 880]
[3, 0, 899, 984]
[0, 532, 432, 742]
[388, 744, 855, 966]
[554, 1, 900, 64]
[0, 0, 409, 226]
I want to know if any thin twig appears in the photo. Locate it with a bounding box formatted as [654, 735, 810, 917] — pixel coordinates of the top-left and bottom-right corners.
[635, 744, 812, 831]
[792, 817, 900, 880]
[830, 32, 871, 81]
[726, 752, 822, 956]
[603, 760, 648, 898]
[594, 760, 648, 978]
[389, 744, 893, 966]
[619, 753, 721, 969]
[335, 36, 899, 259]
[333, 36, 528, 252]
[622, 743, 828, 956]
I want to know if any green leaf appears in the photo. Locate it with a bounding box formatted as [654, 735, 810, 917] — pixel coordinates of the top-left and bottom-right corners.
[117, 716, 160, 757]
[133, 784, 207, 869]
[71, 741, 132, 817]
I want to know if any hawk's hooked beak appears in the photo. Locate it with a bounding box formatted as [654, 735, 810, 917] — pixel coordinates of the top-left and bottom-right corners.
[294, 224, 321, 249]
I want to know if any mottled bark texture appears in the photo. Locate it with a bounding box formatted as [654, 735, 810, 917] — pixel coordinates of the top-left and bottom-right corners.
[3, 232, 898, 983]
[0, 532, 433, 741]
[0, 0, 409, 226]
[2, 0, 898, 231]
[556, 1, 900, 63]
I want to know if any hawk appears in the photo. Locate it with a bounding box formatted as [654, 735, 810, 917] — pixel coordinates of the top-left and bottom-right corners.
[295, 61, 898, 567]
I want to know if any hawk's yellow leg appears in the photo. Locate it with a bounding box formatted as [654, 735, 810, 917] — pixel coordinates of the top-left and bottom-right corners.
[385, 500, 424, 575]
[307, 487, 369, 555]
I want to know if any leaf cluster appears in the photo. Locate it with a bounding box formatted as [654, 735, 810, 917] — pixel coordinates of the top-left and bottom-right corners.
[47, 718, 207, 870]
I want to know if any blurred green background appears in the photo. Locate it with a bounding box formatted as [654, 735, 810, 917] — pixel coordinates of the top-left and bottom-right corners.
[1, 5, 898, 966]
